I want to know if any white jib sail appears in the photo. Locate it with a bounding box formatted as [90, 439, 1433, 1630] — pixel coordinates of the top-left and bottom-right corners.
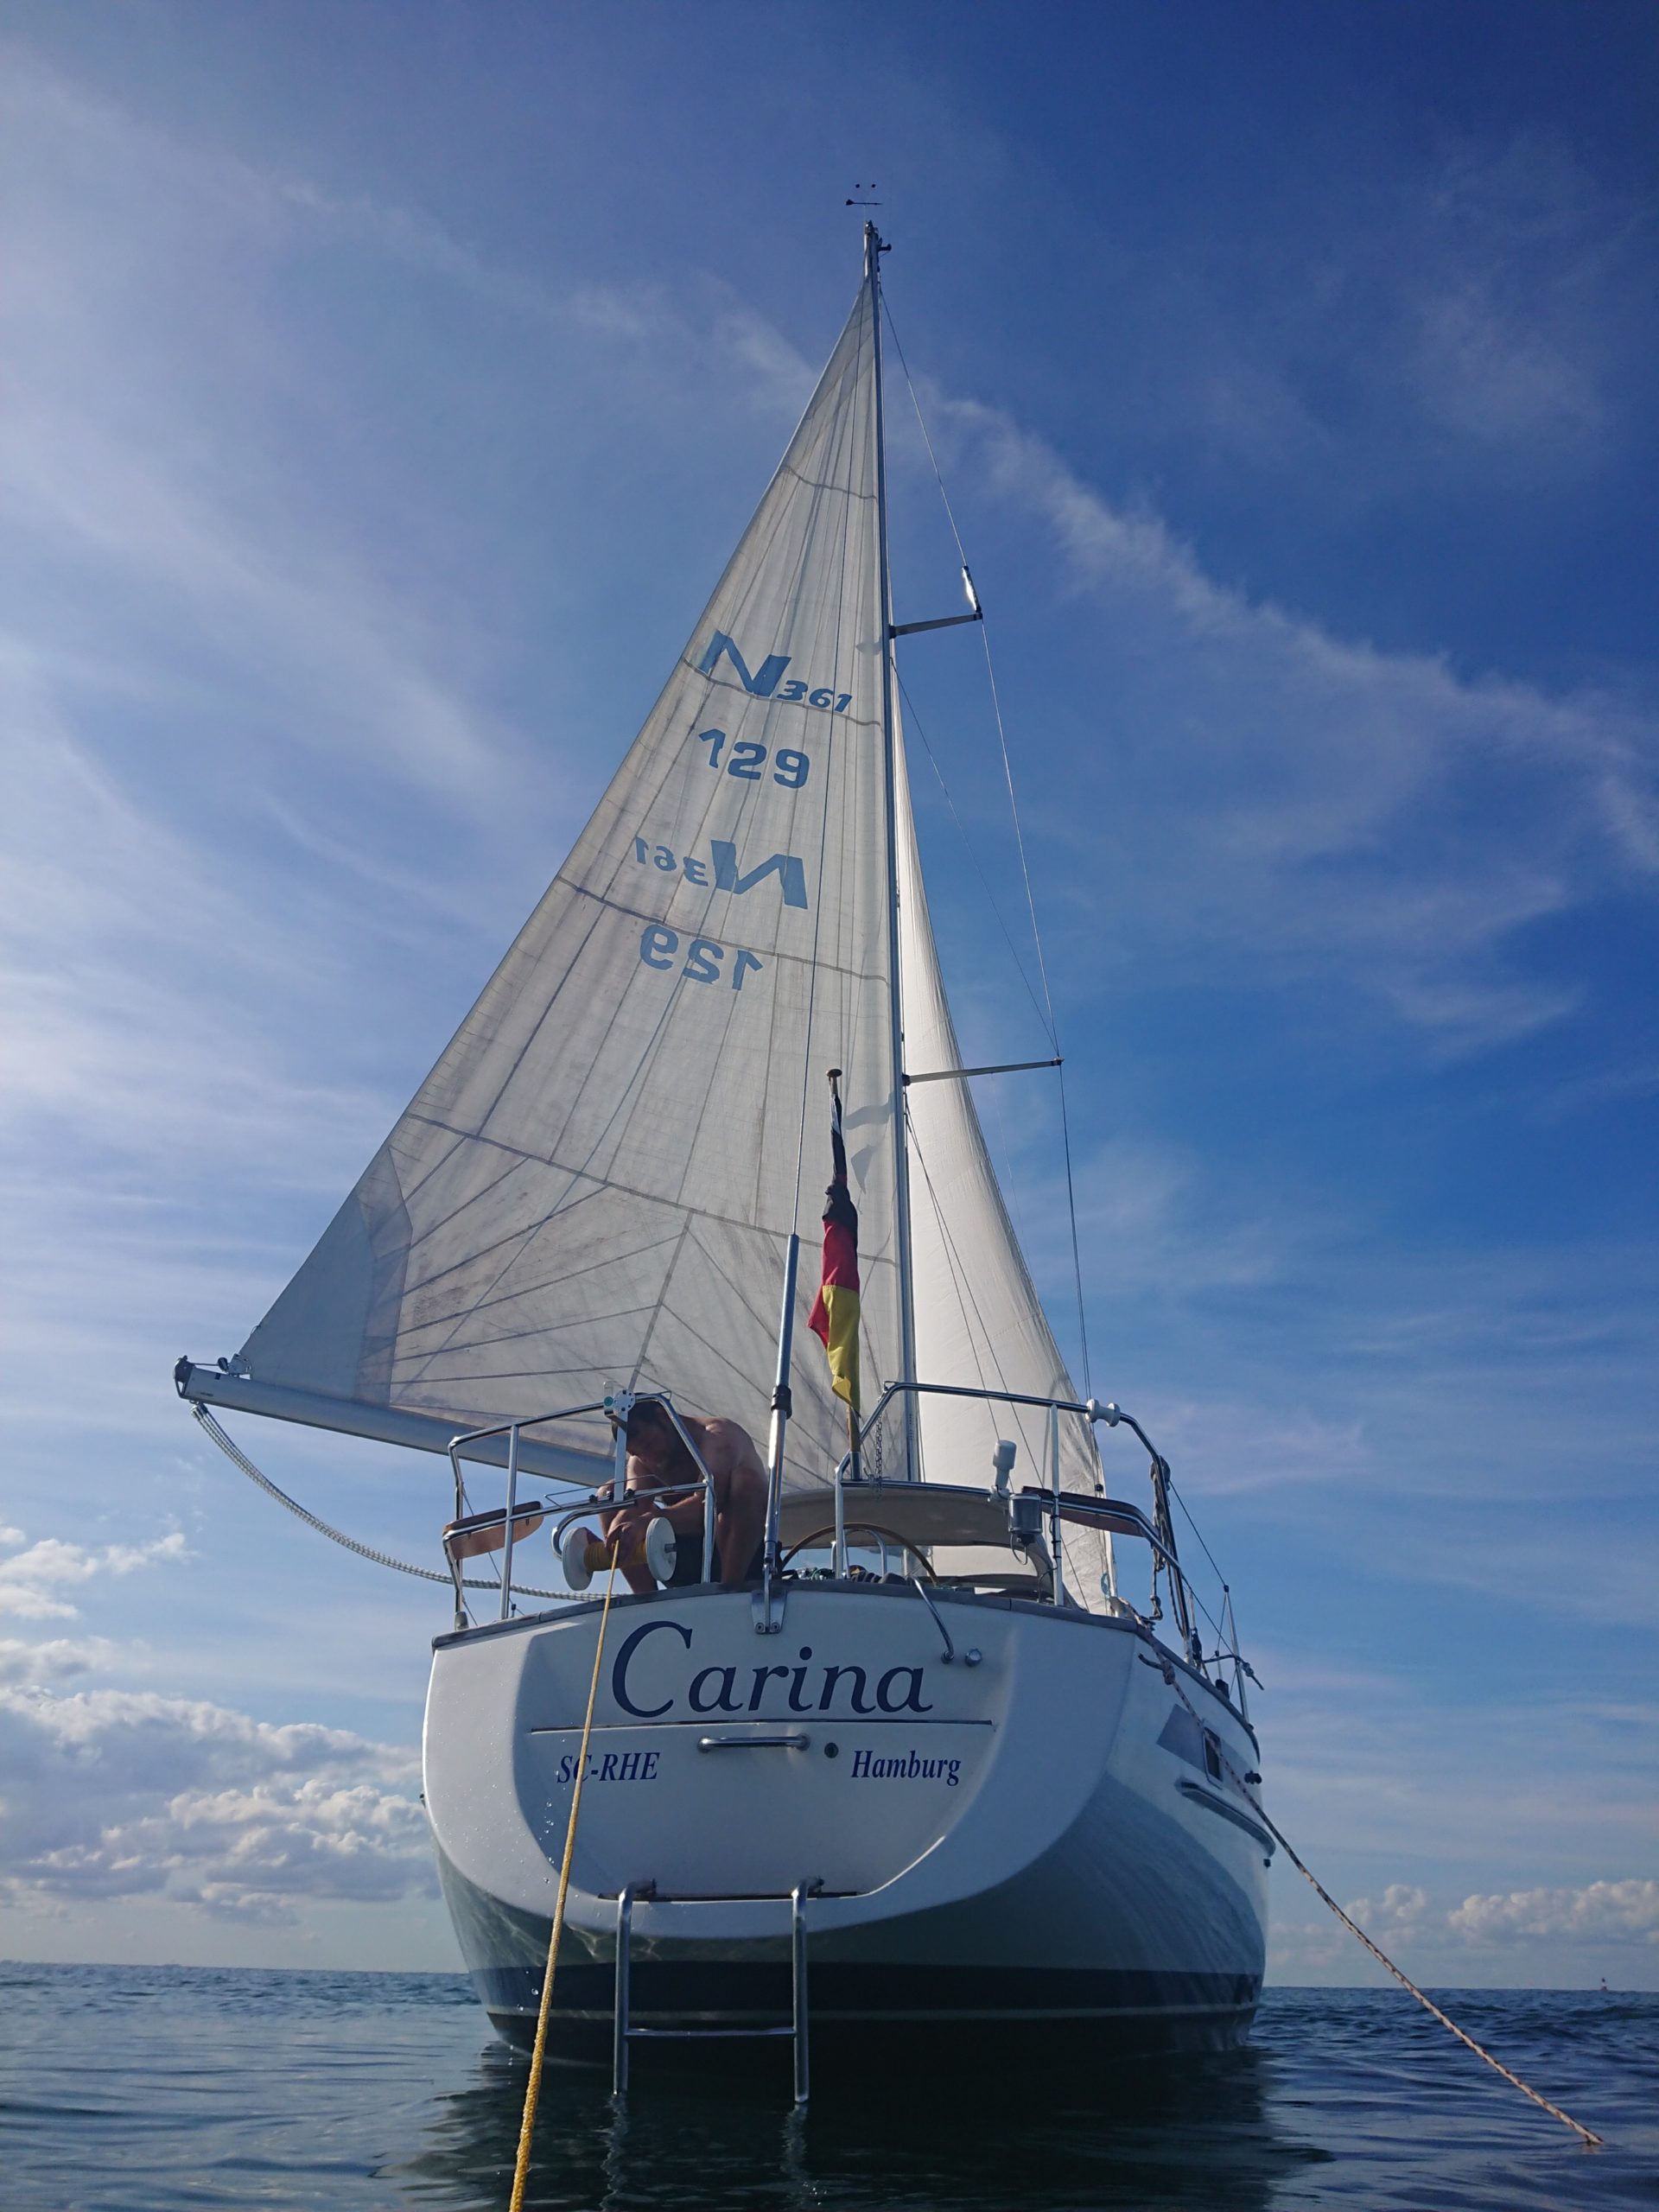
[232, 283, 900, 1492]
[895, 733, 1112, 1604]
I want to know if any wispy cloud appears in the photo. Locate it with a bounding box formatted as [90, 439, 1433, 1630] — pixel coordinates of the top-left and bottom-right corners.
[0, 1532, 188, 1623]
[1168, 128, 1652, 493]
[893, 372, 1659, 1059]
[1404, 135, 1637, 459]
[0, 1637, 121, 1685]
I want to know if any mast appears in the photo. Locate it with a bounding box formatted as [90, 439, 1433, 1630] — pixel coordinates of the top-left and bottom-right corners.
[866, 220, 920, 1482]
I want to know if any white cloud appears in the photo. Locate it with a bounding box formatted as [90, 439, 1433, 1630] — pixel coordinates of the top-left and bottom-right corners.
[1448, 1879, 1659, 1948]
[1345, 1882, 1429, 1930]
[0, 1685, 431, 1922]
[0, 1532, 188, 1622]
[0, 1636, 119, 1684]
[1273, 1877, 1659, 1985]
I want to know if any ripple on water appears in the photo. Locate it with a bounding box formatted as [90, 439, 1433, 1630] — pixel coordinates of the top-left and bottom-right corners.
[0, 1967, 1653, 2211]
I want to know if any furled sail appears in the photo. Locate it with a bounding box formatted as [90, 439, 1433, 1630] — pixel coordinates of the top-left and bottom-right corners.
[195, 283, 901, 1491]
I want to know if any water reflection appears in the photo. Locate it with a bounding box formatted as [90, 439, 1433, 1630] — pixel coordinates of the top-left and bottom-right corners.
[391, 2037, 1324, 2212]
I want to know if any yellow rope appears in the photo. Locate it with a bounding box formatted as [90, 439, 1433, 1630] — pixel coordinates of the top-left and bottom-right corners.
[508, 1554, 620, 2211]
[1156, 1658, 1604, 2147]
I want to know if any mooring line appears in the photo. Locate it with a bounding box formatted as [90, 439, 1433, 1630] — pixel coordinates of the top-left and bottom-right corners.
[1157, 1658, 1604, 2147]
[509, 1547, 621, 2211]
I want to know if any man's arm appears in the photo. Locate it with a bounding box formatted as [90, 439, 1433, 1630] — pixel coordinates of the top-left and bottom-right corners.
[697, 1419, 768, 1585]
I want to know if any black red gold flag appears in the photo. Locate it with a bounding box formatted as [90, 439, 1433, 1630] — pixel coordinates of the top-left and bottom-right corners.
[808, 1082, 860, 1412]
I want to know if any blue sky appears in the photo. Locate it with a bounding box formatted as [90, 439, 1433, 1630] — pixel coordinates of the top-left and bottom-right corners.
[2, 2, 1655, 1984]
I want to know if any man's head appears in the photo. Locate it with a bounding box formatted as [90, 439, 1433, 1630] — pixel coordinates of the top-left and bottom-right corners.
[619, 1399, 679, 1477]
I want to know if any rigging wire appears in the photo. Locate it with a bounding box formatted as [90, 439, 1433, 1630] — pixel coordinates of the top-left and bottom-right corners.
[1166, 1468, 1232, 1596]
[896, 671, 1052, 1040]
[883, 299, 1094, 1402]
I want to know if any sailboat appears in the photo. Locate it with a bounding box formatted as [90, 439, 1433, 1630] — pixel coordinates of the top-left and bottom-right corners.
[176, 228, 1269, 2080]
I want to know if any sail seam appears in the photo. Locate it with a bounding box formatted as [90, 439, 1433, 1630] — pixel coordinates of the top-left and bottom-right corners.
[457, 361, 847, 1179]
[392, 1233, 682, 1336]
[392, 1349, 652, 1389]
[391, 1134, 900, 1270]
[626, 1219, 694, 1391]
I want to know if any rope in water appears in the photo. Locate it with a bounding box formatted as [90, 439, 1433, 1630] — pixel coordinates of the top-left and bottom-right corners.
[191, 1402, 563, 1598]
[509, 1548, 621, 2210]
[1156, 1656, 1604, 2146]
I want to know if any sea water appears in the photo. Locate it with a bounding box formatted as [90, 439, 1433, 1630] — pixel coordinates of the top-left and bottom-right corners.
[1, 1965, 1653, 2210]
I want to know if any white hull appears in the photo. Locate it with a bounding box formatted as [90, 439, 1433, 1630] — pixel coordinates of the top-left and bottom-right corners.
[423, 1581, 1269, 2061]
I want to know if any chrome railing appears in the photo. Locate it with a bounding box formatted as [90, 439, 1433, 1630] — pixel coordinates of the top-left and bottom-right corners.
[444, 1391, 715, 1629]
[815, 1379, 1250, 1716]
[442, 1378, 1249, 1717]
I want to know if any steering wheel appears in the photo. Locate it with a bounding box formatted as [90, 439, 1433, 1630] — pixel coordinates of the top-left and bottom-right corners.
[779, 1523, 938, 1580]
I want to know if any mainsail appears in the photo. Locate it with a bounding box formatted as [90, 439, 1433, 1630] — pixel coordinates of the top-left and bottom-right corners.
[201, 282, 898, 1488]
[185, 255, 1105, 1583]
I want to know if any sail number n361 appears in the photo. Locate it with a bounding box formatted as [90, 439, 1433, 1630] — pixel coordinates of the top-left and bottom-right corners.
[698, 631, 849, 715]
[632, 836, 807, 907]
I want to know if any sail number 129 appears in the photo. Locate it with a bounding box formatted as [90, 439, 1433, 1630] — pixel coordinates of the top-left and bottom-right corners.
[696, 728, 811, 786]
[639, 925, 763, 990]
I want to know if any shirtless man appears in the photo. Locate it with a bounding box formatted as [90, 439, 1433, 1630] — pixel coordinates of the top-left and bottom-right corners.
[598, 1400, 768, 1596]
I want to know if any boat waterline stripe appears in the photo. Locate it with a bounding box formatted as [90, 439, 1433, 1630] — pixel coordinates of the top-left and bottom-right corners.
[471, 1962, 1262, 2019]
[490, 2000, 1256, 2024]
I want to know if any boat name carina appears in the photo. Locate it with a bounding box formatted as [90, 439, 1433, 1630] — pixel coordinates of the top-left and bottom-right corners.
[607, 1622, 934, 1719]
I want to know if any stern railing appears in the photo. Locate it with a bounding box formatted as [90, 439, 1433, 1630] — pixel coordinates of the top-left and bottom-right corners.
[438, 1378, 1251, 1713]
[815, 1380, 1251, 1715]
[442, 1392, 715, 1630]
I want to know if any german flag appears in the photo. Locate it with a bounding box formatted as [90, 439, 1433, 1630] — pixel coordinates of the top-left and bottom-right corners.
[808, 1077, 860, 1412]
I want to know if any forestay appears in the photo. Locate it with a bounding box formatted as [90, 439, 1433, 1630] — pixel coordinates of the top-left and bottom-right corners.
[225, 283, 902, 1491]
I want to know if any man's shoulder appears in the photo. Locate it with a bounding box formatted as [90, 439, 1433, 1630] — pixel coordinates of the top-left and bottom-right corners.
[696, 1414, 762, 1464]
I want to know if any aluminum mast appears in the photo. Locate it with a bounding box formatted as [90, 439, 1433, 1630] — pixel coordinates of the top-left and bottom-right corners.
[866, 220, 919, 1484]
